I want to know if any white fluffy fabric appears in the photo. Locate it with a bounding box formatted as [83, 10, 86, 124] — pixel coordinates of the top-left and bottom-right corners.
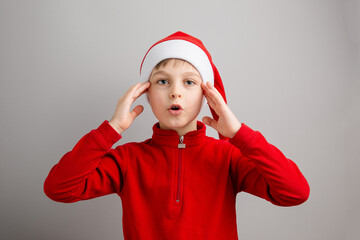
[140, 39, 214, 85]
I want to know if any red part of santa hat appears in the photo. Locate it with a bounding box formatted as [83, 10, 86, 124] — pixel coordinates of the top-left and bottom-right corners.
[140, 31, 229, 141]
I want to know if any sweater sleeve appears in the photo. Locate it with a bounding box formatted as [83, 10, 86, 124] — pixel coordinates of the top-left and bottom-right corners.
[43, 120, 127, 203]
[229, 123, 310, 207]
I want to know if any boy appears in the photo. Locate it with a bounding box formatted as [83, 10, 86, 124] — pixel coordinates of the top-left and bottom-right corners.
[44, 31, 310, 240]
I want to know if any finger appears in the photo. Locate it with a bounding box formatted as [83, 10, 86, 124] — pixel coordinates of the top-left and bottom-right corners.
[131, 82, 145, 95]
[133, 82, 151, 99]
[201, 82, 208, 91]
[205, 82, 226, 106]
[129, 105, 144, 121]
[201, 82, 212, 95]
[203, 88, 217, 108]
[124, 83, 141, 101]
[201, 82, 214, 99]
[205, 82, 219, 97]
[206, 82, 223, 99]
[202, 116, 217, 129]
[203, 82, 218, 98]
[203, 86, 217, 100]
[130, 82, 142, 92]
[203, 88, 228, 117]
[127, 82, 150, 103]
[203, 92, 216, 109]
[136, 81, 150, 90]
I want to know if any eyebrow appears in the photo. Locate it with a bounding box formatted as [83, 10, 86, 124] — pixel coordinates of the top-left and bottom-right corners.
[151, 70, 201, 79]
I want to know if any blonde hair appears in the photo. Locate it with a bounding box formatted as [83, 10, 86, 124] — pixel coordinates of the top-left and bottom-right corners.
[153, 58, 195, 71]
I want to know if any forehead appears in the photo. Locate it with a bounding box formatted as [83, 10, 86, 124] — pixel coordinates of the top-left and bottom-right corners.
[150, 59, 201, 77]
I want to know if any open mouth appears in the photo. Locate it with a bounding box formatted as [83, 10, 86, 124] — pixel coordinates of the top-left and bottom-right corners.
[169, 104, 183, 115]
[169, 104, 182, 111]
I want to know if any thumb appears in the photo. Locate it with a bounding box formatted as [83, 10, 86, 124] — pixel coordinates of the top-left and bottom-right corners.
[202, 116, 217, 129]
[130, 105, 144, 121]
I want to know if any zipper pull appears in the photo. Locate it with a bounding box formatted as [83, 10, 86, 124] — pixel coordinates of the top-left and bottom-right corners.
[178, 136, 186, 148]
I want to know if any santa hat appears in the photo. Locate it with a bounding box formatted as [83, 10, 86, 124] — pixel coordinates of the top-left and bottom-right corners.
[139, 31, 229, 141]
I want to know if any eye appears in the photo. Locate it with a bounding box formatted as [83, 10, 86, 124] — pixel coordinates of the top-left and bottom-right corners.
[157, 79, 168, 85]
[185, 80, 196, 85]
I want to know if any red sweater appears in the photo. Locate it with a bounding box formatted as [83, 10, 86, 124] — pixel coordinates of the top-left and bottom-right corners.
[44, 120, 310, 240]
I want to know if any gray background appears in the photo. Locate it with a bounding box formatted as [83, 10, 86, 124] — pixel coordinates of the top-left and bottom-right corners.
[0, 0, 359, 239]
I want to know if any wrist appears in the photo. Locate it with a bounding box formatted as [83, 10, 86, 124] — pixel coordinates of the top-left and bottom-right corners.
[229, 123, 241, 138]
[108, 120, 124, 135]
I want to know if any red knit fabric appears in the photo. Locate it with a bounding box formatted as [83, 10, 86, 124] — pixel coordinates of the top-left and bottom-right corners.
[44, 120, 310, 240]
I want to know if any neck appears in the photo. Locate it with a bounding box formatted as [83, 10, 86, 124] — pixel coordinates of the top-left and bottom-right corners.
[159, 120, 198, 136]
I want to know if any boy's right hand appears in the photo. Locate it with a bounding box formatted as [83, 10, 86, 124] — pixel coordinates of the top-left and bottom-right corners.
[109, 82, 151, 134]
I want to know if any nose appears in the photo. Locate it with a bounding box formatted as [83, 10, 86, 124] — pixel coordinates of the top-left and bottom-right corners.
[171, 93, 182, 98]
[169, 82, 182, 99]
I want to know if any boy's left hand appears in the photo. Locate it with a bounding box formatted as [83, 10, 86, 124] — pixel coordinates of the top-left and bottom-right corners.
[201, 81, 241, 138]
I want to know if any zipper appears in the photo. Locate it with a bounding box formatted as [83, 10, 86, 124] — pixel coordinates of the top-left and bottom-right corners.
[176, 135, 186, 203]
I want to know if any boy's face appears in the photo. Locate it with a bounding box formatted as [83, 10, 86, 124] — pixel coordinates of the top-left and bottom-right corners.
[147, 59, 204, 136]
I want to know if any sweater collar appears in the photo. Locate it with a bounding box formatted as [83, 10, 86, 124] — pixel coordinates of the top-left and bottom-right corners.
[151, 121, 206, 148]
